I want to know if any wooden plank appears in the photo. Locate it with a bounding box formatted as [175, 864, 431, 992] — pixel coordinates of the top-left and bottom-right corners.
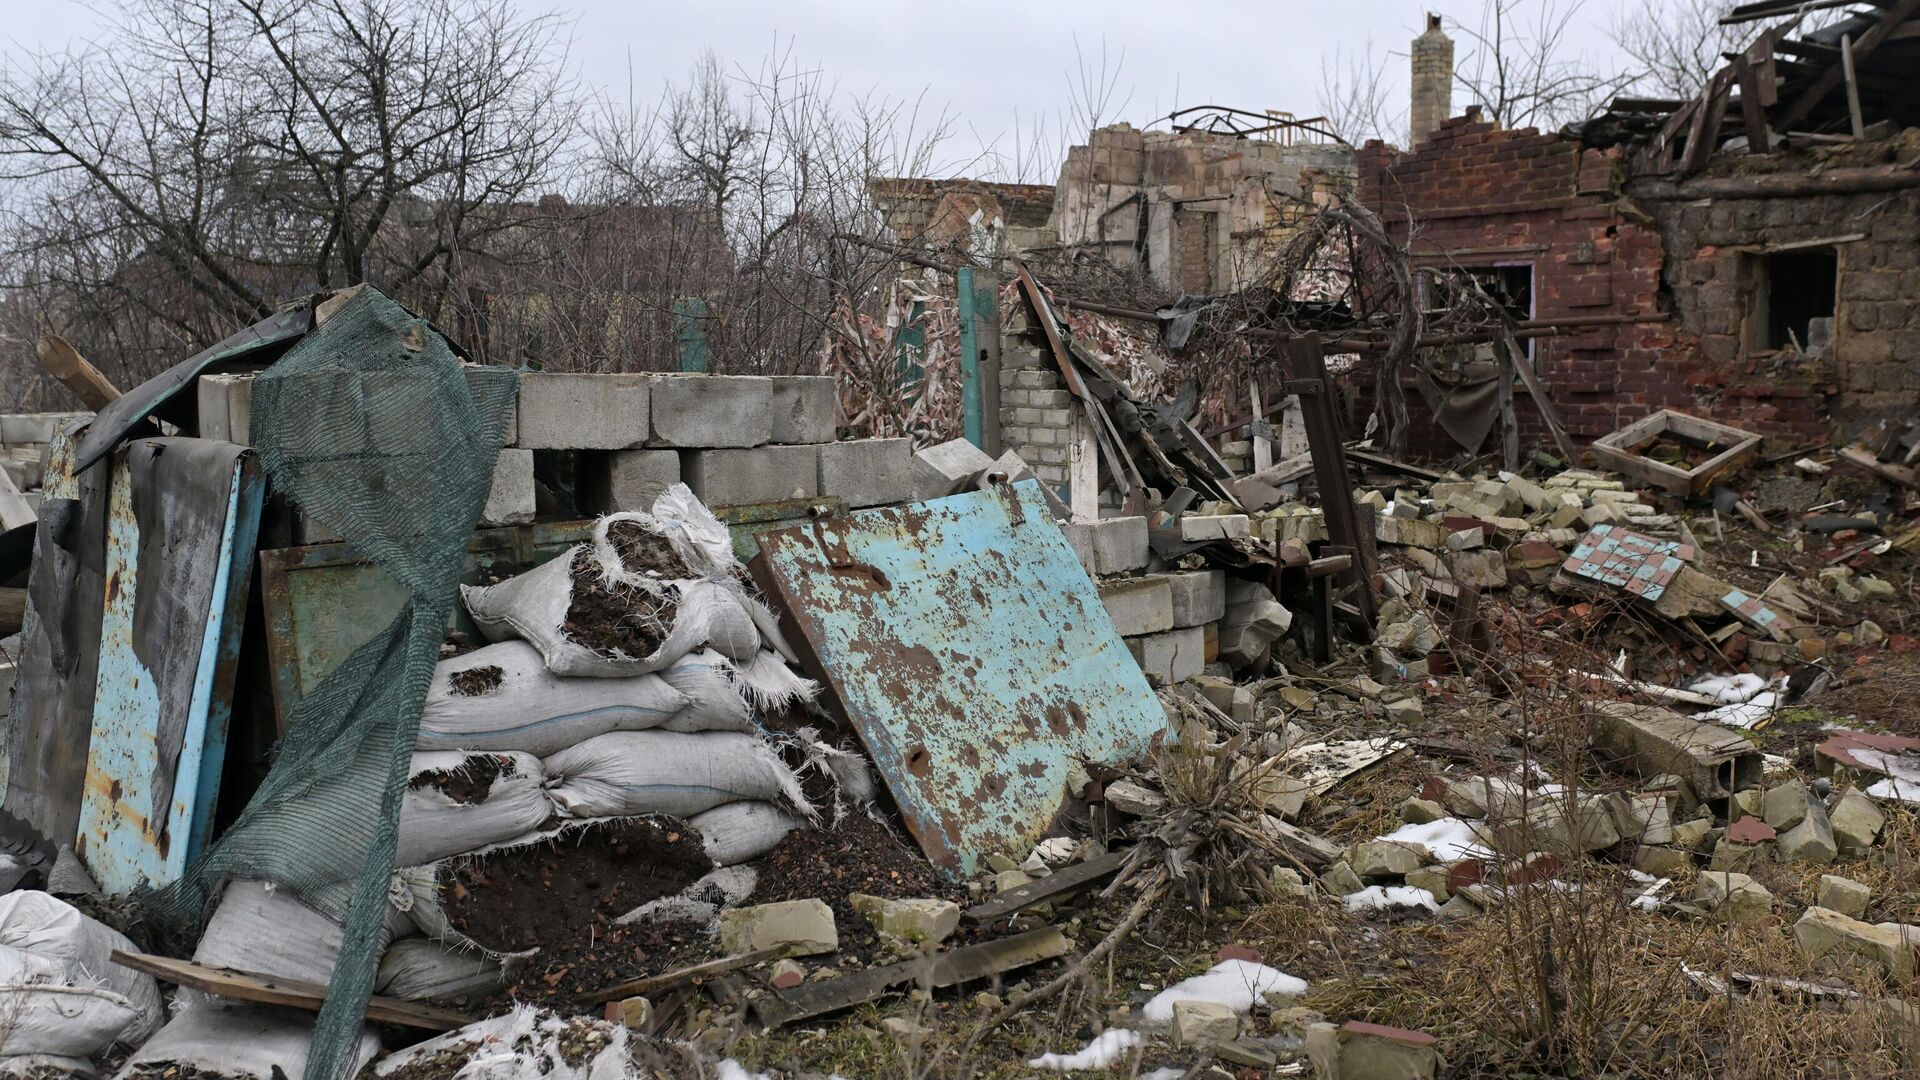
[1680, 70, 1736, 175]
[1013, 263, 1088, 400]
[751, 926, 1071, 1027]
[0, 587, 25, 636]
[1774, 0, 1920, 131]
[963, 849, 1129, 924]
[1839, 446, 1920, 491]
[1736, 59, 1772, 151]
[582, 947, 785, 1006]
[1498, 329, 1579, 463]
[1841, 34, 1867, 137]
[111, 950, 471, 1031]
[1249, 381, 1273, 474]
[35, 335, 122, 410]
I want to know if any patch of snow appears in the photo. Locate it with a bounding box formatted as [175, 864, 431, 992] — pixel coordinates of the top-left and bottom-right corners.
[717, 1062, 771, 1080]
[1701, 691, 1779, 729]
[1377, 817, 1491, 863]
[1141, 1070, 1187, 1080]
[1866, 777, 1920, 803]
[1689, 672, 1768, 703]
[1027, 1029, 1142, 1070]
[1143, 959, 1309, 1024]
[1344, 885, 1440, 913]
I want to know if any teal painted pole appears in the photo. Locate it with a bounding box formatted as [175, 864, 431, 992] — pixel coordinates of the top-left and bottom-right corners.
[957, 268, 987, 448]
[674, 297, 711, 373]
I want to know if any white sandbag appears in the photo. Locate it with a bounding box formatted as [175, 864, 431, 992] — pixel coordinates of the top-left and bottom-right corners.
[372, 1005, 639, 1080]
[375, 938, 510, 1002]
[193, 880, 411, 986]
[398, 750, 556, 867]
[658, 649, 753, 732]
[0, 891, 163, 1045]
[112, 1000, 380, 1080]
[541, 731, 811, 821]
[0, 945, 140, 1061]
[688, 801, 804, 866]
[460, 497, 766, 678]
[418, 641, 704, 755]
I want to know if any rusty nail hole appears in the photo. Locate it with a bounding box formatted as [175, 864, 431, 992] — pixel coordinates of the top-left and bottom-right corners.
[984, 775, 1006, 796]
[906, 746, 931, 778]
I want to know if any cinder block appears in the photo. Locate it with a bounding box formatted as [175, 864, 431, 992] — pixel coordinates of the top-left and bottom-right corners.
[1099, 576, 1174, 637]
[649, 375, 772, 448]
[516, 373, 649, 449]
[588, 449, 682, 512]
[1057, 521, 1097, 576]
[1092, 516, 1150, 575]
[1128, 626, 1206, 686]
[770, 377, 838, 444]
[1166, 570, 1226, 627]
[197, 373, 254, 444]
[1180, 514, 1251, 542]
[0, 413, 87, 445]
[818, 438, 913, 508]
[912, 438, 995, 500]
[683, 445, 819, 507]
[480, 449, 535, 526]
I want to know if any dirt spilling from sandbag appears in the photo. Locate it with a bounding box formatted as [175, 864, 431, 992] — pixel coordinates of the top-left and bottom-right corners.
[439, 818, 712, 1007]
[120, 1068, 235, 1080]
[749, 811, 972, 964]
[561, 547, 677, 661]
[605, 517, 694, 579]
[371, 1016, 709, 1080]
[445, 664, 503, 696]
[408, 754, 514, 805]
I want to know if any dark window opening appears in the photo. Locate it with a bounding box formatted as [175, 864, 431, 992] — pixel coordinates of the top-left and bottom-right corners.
[1754, 248, 1838, 351]
[1422, 265, 1534, 322]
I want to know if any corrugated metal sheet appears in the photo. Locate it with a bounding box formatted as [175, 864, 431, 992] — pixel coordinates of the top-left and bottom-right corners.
[753, 480, 1167, 878]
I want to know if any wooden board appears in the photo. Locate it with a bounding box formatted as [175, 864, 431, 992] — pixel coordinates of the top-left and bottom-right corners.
[582, 947, 784, 1005]
[750, 926, 1070, 1027]
[111, 950, 472, 1031]
[963, 849, 1129, 924]
[1590, 410, 1761, 496]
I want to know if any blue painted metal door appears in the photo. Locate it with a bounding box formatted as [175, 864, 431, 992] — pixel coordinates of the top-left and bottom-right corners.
[753, 480, 1167, 878]
[78, 439, 264, 892]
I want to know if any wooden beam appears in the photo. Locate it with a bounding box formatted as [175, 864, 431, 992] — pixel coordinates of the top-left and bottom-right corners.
[963, 849, 1129, 924]
[35, 335, 122, 410]
[1736, 59, 1772, 150]
[751, 926, 1070, 1027]
[1774, 0, 1920, 132]
[110, 950, 471, 1031]
[1841, 34, 1867, 137]
[1839, 446, 1920, 491]
[582, 947, 785, 1006]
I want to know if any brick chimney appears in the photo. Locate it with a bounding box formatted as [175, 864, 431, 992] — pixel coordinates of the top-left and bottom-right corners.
[1410, 13, 1453, 149]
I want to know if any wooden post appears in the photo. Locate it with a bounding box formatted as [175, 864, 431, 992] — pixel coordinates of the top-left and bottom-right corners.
[1841, 34, 1866, 139]
[35, 336, 122, 410]
[956, 267, 1001, 453]
[1248, 380, 1273, 474]
[1069, 402, 1099, 522]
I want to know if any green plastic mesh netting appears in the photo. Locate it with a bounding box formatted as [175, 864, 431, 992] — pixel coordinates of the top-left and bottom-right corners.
[154, 286, 517, 1080]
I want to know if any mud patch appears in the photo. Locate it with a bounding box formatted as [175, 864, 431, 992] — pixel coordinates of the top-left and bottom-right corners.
[446, 664, 503, 697]
[439, 818, 712, 1007]
[409, 754, 513, 805]
[562, 548, 677, 660]
[750, 812, 970, 964]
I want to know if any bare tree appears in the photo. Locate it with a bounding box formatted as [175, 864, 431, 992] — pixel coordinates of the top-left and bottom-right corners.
[0, 0, 580, 391]
[1608, 0, 1850, 101]
[1452, 0, 1635, 131]
[1317, 39, 1405, 145]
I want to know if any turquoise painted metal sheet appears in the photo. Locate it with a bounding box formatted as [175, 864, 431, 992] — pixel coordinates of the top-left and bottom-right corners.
[752, 479, 1167, 878]
[79, 439, 264, 892]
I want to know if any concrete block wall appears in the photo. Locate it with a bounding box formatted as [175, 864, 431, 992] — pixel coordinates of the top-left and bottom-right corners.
[1061, 514, 1233, 687]
[997, 333, 1074, 495]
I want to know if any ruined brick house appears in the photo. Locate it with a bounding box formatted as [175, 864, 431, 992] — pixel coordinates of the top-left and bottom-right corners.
[1359, 9, 1920, 456]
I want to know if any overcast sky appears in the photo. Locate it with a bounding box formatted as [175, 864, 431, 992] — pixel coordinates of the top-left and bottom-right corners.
[4, 0, 1626, 178]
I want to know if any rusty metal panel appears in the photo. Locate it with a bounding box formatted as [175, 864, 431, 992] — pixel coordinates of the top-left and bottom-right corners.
[752, 480, 1167, 878]
[258, 521, 593, 731]
[78, 439, 263, 892]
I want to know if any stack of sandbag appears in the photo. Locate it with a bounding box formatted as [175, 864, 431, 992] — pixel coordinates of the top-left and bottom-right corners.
[0, 891, 163, 1075]
[371, 486, 826, 999]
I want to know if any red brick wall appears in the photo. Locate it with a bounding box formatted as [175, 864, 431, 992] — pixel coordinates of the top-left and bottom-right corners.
[1353, 115, 1829, 458]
